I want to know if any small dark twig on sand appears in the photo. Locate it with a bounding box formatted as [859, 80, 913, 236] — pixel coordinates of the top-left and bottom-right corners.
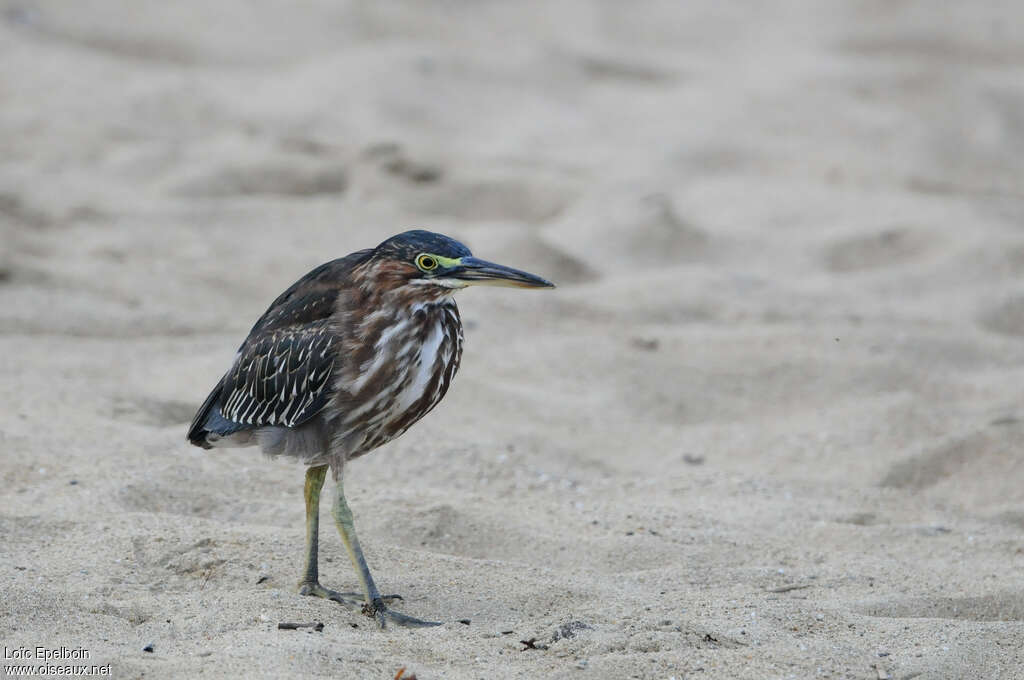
[278, 622, 324, 631]
[767, 583, 812, 593]
[520, 637, 548, 651]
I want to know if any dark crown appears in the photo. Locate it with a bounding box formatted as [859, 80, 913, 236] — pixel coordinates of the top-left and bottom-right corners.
[375, 230, 472, 260]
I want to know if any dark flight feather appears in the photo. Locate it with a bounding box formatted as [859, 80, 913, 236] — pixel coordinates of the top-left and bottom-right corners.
[187, 249, 373, 448]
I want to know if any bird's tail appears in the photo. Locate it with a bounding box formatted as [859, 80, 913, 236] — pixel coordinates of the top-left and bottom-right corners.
[187, 381, 223, 449]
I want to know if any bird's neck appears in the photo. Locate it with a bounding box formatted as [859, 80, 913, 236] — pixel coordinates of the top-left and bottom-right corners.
[332, 286, 463, 418]
[333, 286, 459, 359]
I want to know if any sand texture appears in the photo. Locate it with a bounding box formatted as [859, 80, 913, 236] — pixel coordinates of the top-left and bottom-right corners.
[2, 1, 1024, 678]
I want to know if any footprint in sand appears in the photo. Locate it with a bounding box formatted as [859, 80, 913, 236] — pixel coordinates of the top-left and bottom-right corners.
[860, 593, 1024, 622]
[550, 192, 709, 269]
[176, 162, 348, 198]
[116, 481, 227, 519]
[879, 431, 984, 491]
[823, 227, 931, 273]
[879, 423, 1024, 509]
[978, 294, 1024, 337]
[400, 175, 573, 224]
[112, 396, 197, 428]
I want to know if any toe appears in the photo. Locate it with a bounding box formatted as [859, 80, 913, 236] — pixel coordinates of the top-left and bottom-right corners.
[372, 606, 441, 629]
[298, 582, 363, 608]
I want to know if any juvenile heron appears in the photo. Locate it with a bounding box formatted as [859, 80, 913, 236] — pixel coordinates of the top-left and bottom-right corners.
[187, 230, 553, 628]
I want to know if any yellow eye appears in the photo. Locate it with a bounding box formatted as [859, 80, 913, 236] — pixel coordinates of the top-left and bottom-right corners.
[416, 254, 438, 271]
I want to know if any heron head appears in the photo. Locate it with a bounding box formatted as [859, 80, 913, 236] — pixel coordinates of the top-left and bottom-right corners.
[373, 230, 555, 292]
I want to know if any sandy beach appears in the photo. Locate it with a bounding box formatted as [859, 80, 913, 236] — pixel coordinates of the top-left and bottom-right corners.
[2, 1, 1024, 678]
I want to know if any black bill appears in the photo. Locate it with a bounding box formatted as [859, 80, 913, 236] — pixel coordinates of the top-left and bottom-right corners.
[451, 256, 555, 289]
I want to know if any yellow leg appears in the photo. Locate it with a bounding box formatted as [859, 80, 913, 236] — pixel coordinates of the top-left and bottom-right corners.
[296, 465, 361, 607]
[300, 465, 327, 585]
[330, 475, 440, 628]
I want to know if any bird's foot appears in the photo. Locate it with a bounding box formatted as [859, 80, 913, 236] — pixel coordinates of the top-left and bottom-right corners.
[363, 597, 441, 629]
[297, 581, 403, 609]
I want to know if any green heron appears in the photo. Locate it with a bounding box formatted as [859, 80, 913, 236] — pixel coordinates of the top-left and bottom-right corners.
[187, 230, 554, 628]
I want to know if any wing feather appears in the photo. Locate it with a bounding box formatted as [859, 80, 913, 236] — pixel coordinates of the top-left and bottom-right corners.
[188, 249, 374, 447]
[219, 322, 336, 428]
